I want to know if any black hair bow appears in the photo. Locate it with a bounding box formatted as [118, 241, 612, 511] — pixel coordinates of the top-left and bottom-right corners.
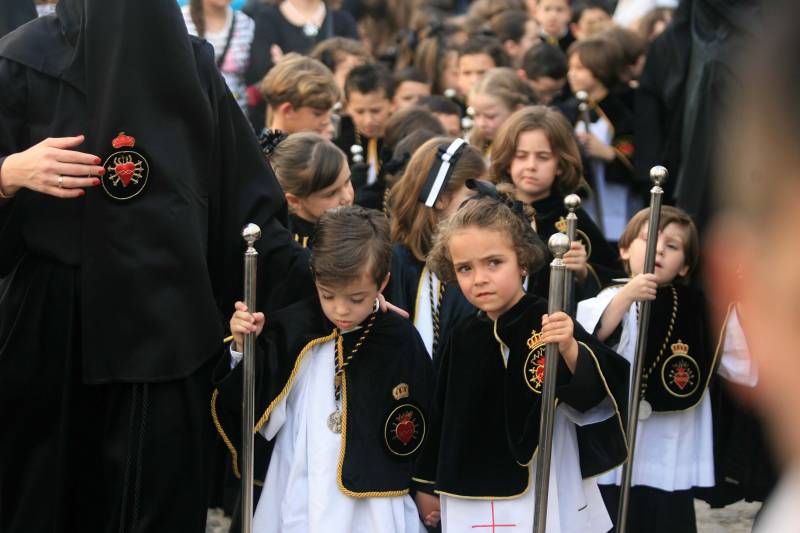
[462, 179, 529, 224]
[258, 128, 289, 158]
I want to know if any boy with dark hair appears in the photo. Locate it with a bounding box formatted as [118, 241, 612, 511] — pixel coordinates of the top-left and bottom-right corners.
[418, 95, 463, 137]
[570, 0, 613, 41]
[218, 206, 434, 533]
[392, 67, 432, 111]
[518, 42, 569, 105]
[336, 63, 394, 204]
[536, 0, 575, 52]
[456, 34, 511, 99]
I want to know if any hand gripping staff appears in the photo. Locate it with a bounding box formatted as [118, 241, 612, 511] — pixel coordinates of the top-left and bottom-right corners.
[533, 232, 570, 533]
[241, 223, 261, 533]
[616, 166, 668, 533]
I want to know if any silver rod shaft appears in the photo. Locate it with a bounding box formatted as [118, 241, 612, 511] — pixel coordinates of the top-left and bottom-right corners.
[617, 167, 667, 533]
[241, 223, 261, 533]
[533, 233, 570, 533]
[562, 194, 581, 317]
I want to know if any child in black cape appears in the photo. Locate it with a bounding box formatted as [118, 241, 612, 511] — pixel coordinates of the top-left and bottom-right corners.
[414, 184, 629, 532]
[214, 206, 433, 533]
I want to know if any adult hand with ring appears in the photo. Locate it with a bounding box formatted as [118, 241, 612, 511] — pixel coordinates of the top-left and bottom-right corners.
[0, 134, 105, 199]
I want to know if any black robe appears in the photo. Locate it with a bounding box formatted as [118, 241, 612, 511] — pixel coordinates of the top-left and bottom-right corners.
[0, 5, 304, 530]
[527, 194, 624, 302]
[414, 294, 629, 498]
[213, 297, 435, 494]
[384, 243, 475, 361]
[335, 114, 389, 211]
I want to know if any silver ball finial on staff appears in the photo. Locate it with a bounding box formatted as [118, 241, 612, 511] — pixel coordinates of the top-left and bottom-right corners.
[562, 194, 581, 317]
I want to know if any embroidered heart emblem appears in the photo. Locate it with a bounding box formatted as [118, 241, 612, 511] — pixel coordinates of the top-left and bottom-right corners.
[534, 356, 545, 384]
[395, 419, 415, 445]
[673, 368, 689, 390]
[116, 161, 136, 186]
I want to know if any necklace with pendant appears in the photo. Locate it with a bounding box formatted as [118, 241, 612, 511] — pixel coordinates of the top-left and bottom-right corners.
[283, 0, 325, 38]
[327, 311, 377, 433]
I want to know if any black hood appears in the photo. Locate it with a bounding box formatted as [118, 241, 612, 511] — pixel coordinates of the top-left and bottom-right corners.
[0, 0, 36, 39]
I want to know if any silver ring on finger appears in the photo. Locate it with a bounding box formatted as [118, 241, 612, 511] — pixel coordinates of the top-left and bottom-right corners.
[58, 176, 64, 188]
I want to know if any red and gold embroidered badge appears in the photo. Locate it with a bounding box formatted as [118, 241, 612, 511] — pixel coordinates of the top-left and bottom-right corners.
[384, 403, 426, 457]
[614, 138, 635, 158]
[524, 330, 546, 394]
[661, 340, 701, 398]
[101, 132, 150, 200]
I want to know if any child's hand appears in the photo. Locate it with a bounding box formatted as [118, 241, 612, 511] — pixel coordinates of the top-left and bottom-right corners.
[621, 273, 657, 304]
[576, 132, 615, 162]
[229, 301, 265, 352]
[414, 492, 441, 527]
[542, 312, 579, 372]
[563, 241, 588, 281]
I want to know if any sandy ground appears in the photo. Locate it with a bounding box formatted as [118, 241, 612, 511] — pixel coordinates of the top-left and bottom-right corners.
[206, 499, 762, 532]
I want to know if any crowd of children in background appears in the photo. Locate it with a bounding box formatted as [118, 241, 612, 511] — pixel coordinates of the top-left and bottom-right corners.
[175, 0, 774, 531]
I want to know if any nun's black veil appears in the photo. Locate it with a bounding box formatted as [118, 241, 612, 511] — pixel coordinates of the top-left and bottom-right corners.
[0, 0, 35, 39]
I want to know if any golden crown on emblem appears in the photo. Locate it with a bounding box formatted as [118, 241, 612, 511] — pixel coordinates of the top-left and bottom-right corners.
[671, 340, 689, 355]
[555, 217, 568, 233]
[393, 383, 410, 400]
[527, 330, 544, 349]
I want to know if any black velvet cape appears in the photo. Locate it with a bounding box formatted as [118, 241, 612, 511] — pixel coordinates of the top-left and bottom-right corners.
[414, 294, 629, 498]
[213, 297, 435, 495]
[528, 194, 624, 301]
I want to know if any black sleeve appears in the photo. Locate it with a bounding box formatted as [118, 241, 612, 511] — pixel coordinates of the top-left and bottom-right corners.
[556, 321, 628, 413]
[0, 59, 28, 275]
[211, 320, 293, 482]
[200, 45, 310, 317]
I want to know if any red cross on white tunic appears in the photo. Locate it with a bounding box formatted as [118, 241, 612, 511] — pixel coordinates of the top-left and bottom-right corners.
[471, 501, 517, 531]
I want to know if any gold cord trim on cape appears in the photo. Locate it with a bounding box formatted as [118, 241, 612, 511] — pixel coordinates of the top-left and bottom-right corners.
[211, 388, 240, 478]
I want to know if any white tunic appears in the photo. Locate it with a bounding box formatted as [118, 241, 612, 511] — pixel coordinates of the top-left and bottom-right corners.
[576, 287, 750, 492]
[440, 346, 614, 533]
[239, 339, 424, 533]
[413, 267, 442, 359]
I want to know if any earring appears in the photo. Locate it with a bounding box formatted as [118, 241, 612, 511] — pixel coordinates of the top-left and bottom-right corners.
[373, 298, 380, 313]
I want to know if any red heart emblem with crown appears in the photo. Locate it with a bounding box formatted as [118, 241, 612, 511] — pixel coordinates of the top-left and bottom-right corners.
[395, 417, 416, 445]
[116, 162, 136, 186]
[673, 367, 689, 390]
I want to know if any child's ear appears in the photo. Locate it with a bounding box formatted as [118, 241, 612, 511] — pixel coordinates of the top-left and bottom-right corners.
[619, 246, 630, 261]
[277, 101, 294, 116]
[678, 264, 690, 278]
[285, 192, 302, 211]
